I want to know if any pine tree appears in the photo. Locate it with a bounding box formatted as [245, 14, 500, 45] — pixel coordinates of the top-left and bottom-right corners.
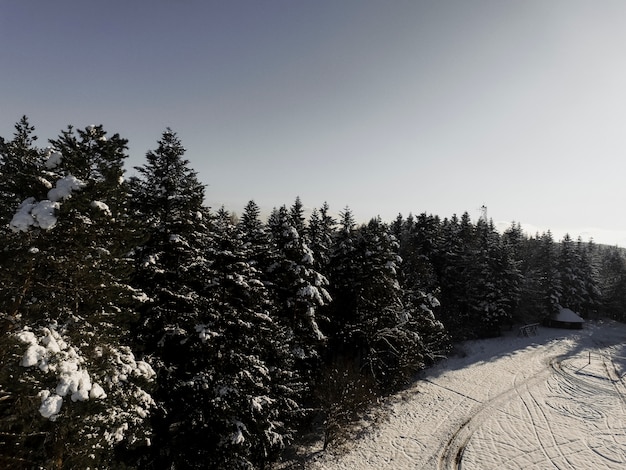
[0, 124, 155, 469]
[502, 222, 529, 322]
[397, 212, 440, 297]
[0, 116, 47, 221]
[129, 129, 213, 468]
[464, 219, 520, 336]
[323, 207, 359, 346]
[575, 238, 601, 318]
[598, 246, 626, 320]
[289, 196, 307, 236]
[307, 202, 336, 275]
[396, 213, 448, 361]
[201, 208, 300, 469]
[327, 216, 442, 391]
[353, 218, 424, 389]
[557, 234, 586, 312]
[537, 231, 562, 317]
[434, 214, 472, 337]
[265, 202, 330, 397]
[238, 200, 272, 274]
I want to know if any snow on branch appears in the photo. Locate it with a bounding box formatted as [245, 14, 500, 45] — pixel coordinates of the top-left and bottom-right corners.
[9, 175, 86, 232]
[16, 326, 106, 421]
[44, 147, 63, 170]
[15, 325, 155, 425]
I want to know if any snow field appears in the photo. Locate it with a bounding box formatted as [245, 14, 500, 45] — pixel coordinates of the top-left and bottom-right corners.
[310, 321, 626, 469]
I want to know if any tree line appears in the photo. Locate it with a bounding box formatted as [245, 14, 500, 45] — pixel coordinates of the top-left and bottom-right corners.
[1, 118, 625, 469]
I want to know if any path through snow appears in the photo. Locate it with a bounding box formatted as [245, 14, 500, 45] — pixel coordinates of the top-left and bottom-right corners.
[309, 320, 626, 469]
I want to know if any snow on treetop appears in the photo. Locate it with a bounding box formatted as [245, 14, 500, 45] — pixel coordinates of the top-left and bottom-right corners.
[48, 175, 85, 202]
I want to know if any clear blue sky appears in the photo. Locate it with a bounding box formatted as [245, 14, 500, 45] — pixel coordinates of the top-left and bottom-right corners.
[3, 1, 626, 245]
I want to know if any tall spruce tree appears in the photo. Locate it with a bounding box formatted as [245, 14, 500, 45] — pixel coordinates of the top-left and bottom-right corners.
[0, 117, 50, 219]
[239, 200, 273, 275]
[537, 231, 562, 317]
[397, 213, 440, 298]
[598, 246, 626, 320]
[307, 202, 336, 275]
[129, 129, 214, 468]
[574, 238, 601, 318]
[327, 216, 444, 391]
[558, 234, 586, 312]
[203, 208, 300, 469]
[464, 219, 521, 336]
[289, 196, 307, 236]
[0, 124, 155, 469]
[265, 202, 331, 400]
[435, 214, 472, 337]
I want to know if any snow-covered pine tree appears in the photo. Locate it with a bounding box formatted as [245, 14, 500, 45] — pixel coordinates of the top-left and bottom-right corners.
[570, 237, 601, 318]
[501, 221, 530, 323]
[464, 218, 521, 336]
[0, 117, 48, 328]
[0, 117, 48, 221]
[557, 234, 587, 312]
[289, 196, 307, 237]
[265, 202, 331, 400]
[395, 213, 449, 365]
[201, 207, 300, 469]
[307, 202, 336, 275]
[238, 200, 273, 275]
[536, 231, 562, 317]
[327, 216, 438, 391]
[349, 218, 413, 389]
[0, 124, 155, 469]
[128, 129, 214, 468]
[322, 208, 358, 349]
[598, 246, 626, 320]
[434, 214, 473, 337]
[396, 212, 440, 298]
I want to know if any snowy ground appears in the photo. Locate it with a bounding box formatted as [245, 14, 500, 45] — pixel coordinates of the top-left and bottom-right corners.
[308, 320, 626, 469]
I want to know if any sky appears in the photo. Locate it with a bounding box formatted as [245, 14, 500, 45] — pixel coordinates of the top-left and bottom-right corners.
[3, 1, 626, 245]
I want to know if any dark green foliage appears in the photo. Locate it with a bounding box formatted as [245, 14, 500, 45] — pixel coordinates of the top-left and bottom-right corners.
[239, 200, 273, 275]
[428, 214, 522, 339]
[307, 202, 336, 275]
[598, 246, 626, 320]
[129, 129, 214, 468]
[325, 216, 447, 392]
[265, 202, 330, 367]
[202, 209, 300, 469]
[0, 122, 154, 469]
[0, 116, 47, 221]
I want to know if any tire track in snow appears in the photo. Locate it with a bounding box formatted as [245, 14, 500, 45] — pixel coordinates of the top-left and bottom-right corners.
[514, 371, 561, 469]
[464, 346, 626, 470]
[438, 357, 555, 470]
[522, 376, 577, 470]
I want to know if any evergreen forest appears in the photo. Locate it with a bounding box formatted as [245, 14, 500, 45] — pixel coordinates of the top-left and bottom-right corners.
[2, 118, 626, 469]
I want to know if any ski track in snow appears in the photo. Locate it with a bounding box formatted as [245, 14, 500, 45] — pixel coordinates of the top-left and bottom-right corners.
[309, 321, 626, 470]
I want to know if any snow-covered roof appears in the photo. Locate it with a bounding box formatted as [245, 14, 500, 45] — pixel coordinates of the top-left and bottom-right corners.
[554, 307, 584, 323]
